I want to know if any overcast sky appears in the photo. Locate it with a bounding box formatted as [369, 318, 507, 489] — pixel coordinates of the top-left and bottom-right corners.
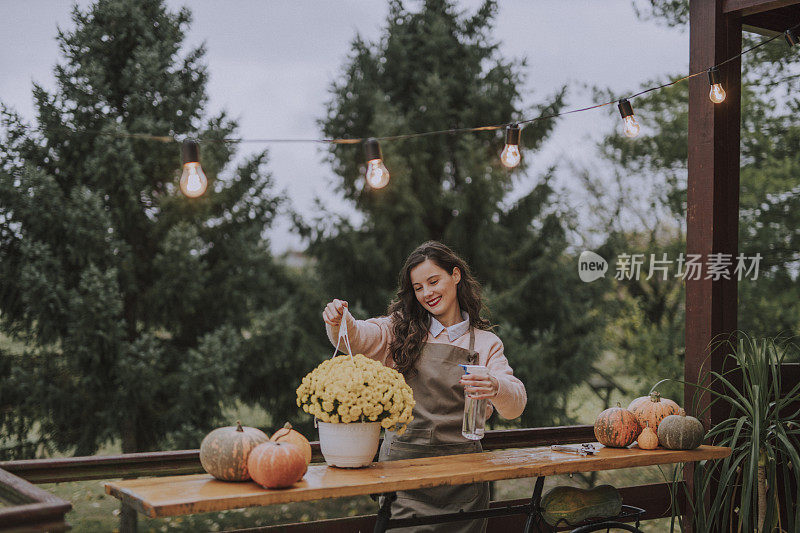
[0, 1, 688, 253]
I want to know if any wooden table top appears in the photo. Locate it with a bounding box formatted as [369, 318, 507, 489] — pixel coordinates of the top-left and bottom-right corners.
[105, 444, 730, 518]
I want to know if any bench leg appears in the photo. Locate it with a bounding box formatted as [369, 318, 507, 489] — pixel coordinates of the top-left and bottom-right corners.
[523, 476, 546, 533]
[373, 492, 397, 533]
[120, 502, 137, 533]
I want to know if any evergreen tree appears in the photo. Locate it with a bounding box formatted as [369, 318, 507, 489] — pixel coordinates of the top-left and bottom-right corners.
[299, 0, 604, 427]
[0, 0, 322, 457]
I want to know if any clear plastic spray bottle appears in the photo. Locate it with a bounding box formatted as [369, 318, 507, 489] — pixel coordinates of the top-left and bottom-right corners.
[460, 364, 488, 440]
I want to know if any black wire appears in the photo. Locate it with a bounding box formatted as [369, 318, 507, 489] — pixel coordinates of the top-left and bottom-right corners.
[95, 22, 800, 146]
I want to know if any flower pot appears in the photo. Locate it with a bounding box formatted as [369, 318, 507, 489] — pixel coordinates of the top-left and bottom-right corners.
[317, 421, 381, 468]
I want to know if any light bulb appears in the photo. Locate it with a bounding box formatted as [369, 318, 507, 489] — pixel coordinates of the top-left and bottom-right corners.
[709, 84, 726, 104]
[707, 67, 726, 104]
[500, 124, 522, 168]
[365, 158, 390, 188]
[363, 138, 390, 189]
[180, 162, 208, 198]
[618, 99, 640, 138]
[179, 140, 208, 198]
[500, 144, 521, 168]
[622, 115, 640, 138]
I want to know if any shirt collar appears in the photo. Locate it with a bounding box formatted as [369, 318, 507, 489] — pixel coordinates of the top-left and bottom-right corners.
[429, 311, 470, 342]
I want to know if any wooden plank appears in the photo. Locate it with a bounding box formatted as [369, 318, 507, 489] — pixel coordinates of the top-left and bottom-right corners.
[224, 483, 683, 532]
[1, 426, 596, 484]
[104, 445, 730, 518]
[0, 521, 70, 533]
[722, 0, 799, 15]
[0, 449, 204, 484]
[0, 502, 72, 530]
[0, 468, 70, 508]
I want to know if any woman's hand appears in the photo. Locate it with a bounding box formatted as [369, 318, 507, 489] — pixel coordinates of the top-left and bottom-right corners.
[460, 373, 499, 400]
[323, 299, 349, 327]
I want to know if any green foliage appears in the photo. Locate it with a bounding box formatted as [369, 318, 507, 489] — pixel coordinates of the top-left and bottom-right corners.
[300, 0, 602, 427]
[667, 335, 800, 532]
[586, 26, 800, 398]
[0, 0, 326, 456]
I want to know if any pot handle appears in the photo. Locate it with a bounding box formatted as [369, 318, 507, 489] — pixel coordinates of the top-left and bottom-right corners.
[332, 307, 354, 363]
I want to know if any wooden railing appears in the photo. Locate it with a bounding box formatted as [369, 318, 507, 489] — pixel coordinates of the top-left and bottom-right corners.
[0, 425, 678, 532]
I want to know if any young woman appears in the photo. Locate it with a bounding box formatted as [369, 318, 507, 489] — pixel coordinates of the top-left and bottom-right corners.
[322, 241, 527, 533]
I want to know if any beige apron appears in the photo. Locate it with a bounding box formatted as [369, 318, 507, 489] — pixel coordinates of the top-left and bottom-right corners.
[378, 327, 490, 532]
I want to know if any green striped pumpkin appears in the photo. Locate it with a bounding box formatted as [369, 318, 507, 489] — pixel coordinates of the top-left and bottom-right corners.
[593, 402, 640, 448]
[200, 421, 269, 481]
[657, 411, 705, 450]
[541, 485, 622, 526]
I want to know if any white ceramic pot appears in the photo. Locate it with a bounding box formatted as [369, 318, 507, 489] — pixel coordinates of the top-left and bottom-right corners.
[317, 421, 381, 468]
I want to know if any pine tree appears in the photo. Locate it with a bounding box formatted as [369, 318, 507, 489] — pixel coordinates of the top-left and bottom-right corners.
[0, 0, 321, 456]
[300, 0, 604, 427]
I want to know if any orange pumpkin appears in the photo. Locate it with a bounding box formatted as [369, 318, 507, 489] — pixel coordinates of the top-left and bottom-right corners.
[628, 392, 680, 433]
[248, 441, 308, 489]
[270, 422, 312, 466]
[637, 422, 659, 450]
[200, 421, 269, 481]
[594, 403, 640, 448]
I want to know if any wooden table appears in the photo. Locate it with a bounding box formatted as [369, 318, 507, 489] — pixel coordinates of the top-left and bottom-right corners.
[106, 444, 730, 531]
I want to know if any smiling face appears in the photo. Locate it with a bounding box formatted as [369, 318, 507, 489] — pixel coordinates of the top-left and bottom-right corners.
[410, 258, 462, 324]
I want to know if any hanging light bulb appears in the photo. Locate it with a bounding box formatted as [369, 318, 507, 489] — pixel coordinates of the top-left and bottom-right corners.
[364, 138, 389, 189]
[786, 28, 799, 47]
[617, 99, 640, 138]
[499, 124, 521, 168]
[707, 67, 726, 104]
[179, 140, 208, 198]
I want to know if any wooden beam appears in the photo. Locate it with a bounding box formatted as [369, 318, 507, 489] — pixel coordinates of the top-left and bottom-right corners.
[687, 2, 742, 531]
[723, 0, 799, 16]
[0, 426, 596, 484]
[742, 5, 800, 34]
[687, 0, 741, 437]
[0, 468, 71, 532]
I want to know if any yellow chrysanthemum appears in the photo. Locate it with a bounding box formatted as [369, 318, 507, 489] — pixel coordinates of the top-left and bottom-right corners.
[295, 353, 415, 433]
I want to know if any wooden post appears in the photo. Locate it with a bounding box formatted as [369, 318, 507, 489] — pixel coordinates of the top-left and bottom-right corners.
[686, 0, 742, 530]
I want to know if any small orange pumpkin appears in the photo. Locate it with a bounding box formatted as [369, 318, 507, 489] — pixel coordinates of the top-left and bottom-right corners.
[594, 403, 640, 448]
[637, 422, 659, 450]
[628, 392, 680, 434]
[248, 441, 308, 489]
[200, 421, 269, 481]
[270, 422, 312, 466]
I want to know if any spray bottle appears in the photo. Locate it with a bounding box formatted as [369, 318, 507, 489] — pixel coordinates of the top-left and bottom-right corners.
[459, 364, 488, 440]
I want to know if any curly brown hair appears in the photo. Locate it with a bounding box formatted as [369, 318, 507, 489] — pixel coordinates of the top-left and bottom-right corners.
[387, 241, 491, 376]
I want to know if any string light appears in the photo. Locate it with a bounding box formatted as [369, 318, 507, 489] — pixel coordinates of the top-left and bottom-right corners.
[707, 67, 726, 104]
[364, 138, 390, 189]
[786, 29, 799, 47]
[499, 124, 521, 168]
[179, 140, 208, 198]
[617, 99, 640, 138]
[86, 21, 799, 189]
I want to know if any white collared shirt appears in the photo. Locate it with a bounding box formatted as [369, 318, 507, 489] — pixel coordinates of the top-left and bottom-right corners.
[429, 311, 470, 342]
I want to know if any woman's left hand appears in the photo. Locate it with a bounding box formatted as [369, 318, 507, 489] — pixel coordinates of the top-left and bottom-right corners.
[460, 373, 499, 400]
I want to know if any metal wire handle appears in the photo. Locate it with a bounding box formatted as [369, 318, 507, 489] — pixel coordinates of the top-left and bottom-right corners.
[332, 307, 355, 363]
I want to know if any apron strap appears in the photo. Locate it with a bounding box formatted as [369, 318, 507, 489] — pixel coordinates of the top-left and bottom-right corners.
[468, 326, 476, 362]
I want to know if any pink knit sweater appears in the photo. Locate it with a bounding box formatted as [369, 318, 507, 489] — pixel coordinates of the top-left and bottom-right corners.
[326, 314, 527, 420]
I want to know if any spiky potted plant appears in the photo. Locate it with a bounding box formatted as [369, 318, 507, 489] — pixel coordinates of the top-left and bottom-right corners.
[664, 334, 800, 532]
